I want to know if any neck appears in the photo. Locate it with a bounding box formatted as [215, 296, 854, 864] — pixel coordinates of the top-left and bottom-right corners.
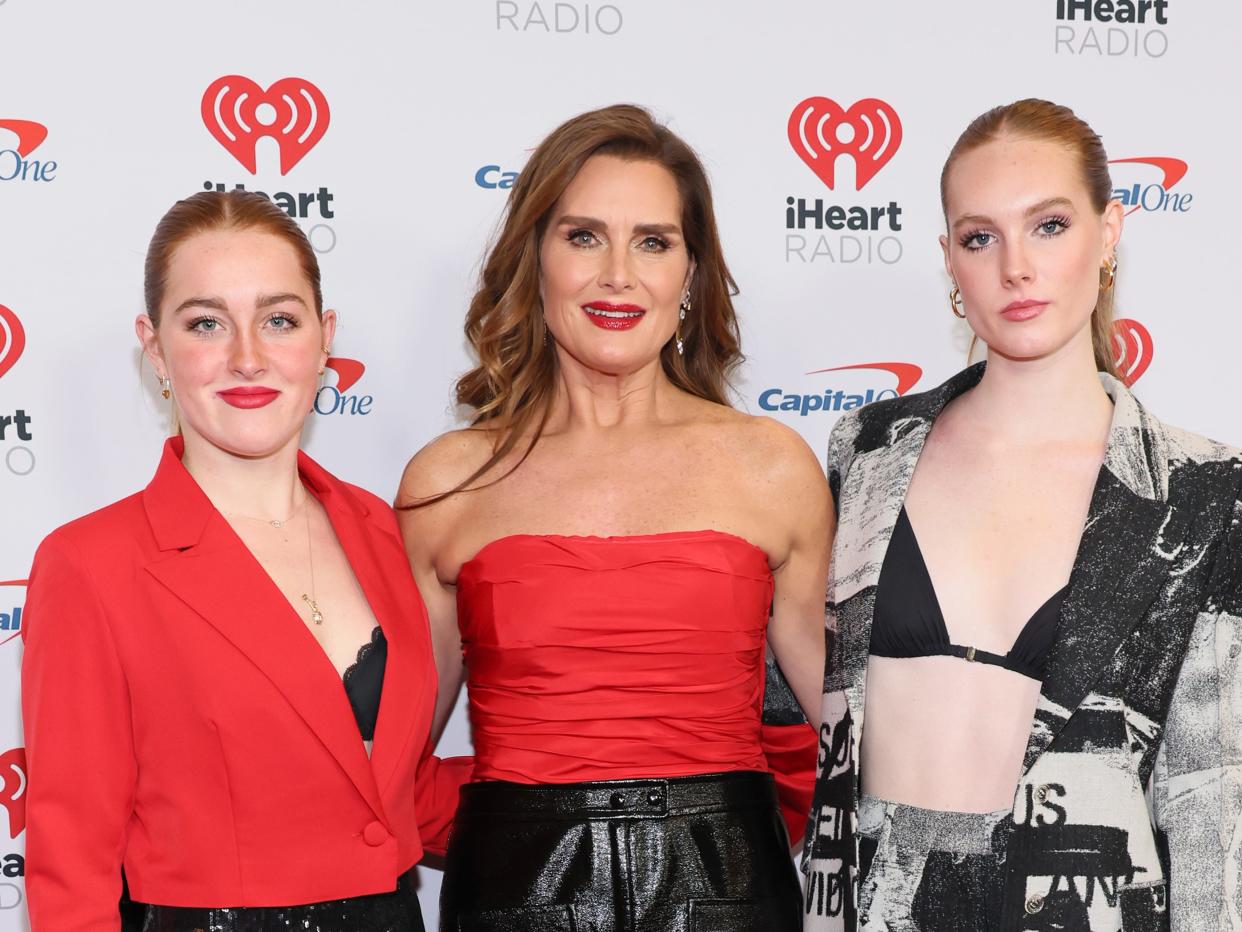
[179, 430, 308, 521]
[964, 335, 1113, 442]
[548, 350, 677, 431]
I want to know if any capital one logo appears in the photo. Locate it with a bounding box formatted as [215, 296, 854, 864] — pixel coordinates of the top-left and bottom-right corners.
[0, 120, 55, 183]
[202, 76, 331, 175]
[1109, 157, 1191, 216]
[759, 362, 923, 417]
[1112, 318, 1153, 387]
[315, 357, 373, 416]
[787, 98, 902, 190]
[0, 749, 23, 840]
[0, 306, 25, 381]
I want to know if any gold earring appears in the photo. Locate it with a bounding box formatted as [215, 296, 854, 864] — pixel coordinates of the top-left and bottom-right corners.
[1099, 257, 1117, 291]
[949, 287, 966, 319]
[159, 377, 171, 400]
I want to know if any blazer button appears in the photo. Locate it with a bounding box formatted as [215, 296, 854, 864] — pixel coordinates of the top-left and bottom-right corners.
[363, 821, 389, 846]
[1025, 893, 1045, 915]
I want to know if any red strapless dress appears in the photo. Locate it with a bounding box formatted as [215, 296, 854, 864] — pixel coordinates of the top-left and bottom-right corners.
[456, 531, 816, 834]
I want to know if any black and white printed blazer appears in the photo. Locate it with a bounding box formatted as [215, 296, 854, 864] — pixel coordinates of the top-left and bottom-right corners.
[802, 363, 1242, 932]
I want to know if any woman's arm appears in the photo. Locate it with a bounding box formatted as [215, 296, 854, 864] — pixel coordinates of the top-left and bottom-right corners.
[761, 421, 835, 731]
[22, 533, 135, 932]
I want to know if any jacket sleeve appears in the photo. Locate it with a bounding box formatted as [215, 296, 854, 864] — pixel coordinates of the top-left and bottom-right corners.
[1151, 490, 1242, 930]
[412, 737, 472, 859]
[22, 533, 135, 932]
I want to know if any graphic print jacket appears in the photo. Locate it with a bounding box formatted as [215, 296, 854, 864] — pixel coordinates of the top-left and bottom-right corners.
[801, 364, 1242, 932]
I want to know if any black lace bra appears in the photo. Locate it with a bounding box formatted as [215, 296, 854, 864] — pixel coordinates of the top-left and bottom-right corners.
[342, 625, 386, 741]
[870, 507, 1065, 680]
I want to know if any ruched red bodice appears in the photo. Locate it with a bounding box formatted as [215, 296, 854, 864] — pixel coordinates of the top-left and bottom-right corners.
[456, 531, 775, 784]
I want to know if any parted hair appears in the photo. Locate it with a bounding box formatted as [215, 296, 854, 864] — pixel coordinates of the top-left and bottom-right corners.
[941, 98, 1121, 378]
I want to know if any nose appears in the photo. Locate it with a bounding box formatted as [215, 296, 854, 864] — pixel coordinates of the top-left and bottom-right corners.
[229, 327, 267, 378]
[598, 244, 635, 292]
[1001, 240, 1034, 287]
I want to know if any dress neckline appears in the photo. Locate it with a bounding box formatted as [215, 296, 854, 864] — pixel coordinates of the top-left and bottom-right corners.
[460, 529, 771, 576]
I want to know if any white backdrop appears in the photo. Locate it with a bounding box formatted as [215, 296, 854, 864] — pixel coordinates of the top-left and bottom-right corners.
[1, 0, 1239, 927]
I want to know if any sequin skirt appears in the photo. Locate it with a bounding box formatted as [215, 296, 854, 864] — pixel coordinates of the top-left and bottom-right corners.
[139, 869, 424, 932]
[857, 794, 1011, 932]
[439, 770, 801, 932]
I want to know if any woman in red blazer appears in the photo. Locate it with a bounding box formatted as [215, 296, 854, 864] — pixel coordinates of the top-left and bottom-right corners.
[21, 190, 464, 932]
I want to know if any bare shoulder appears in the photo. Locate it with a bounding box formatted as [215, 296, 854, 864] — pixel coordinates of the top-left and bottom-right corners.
[727, 412, 828, 489]
[396, 427, 497, 507]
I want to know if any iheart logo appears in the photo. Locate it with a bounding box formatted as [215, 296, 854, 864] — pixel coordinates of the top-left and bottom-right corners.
[0, 305, 26, 381]
[0, 120, 48, 157]
[324, 357, 365, 392]
[202, 76, 330, 175]
[788, 98, 902, 190]
[805, 362, 922, 395]
[1112, 318, 1153, 387]
[0, 748, 26, 840]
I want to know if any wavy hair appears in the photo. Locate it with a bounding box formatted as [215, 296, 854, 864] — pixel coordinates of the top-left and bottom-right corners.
[424, 104, 742, 502]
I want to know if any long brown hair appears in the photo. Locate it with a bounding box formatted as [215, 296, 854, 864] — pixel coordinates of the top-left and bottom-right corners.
[941, 99, 1121, 378]
[145, 189, 323, 325]
[430, 104, 742, 501]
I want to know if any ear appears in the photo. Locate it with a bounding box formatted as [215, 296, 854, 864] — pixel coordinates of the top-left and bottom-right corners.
[683, 257, 698, 299]
[1101, 198, 1124, 259]
[939, 233, 954, 282]
[319, 309, 338, 370]
[135, 315, 166, 378]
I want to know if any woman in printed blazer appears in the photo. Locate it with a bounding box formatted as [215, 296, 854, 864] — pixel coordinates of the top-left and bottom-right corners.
[22, 191, 466, 932]
[802, 100, 1242, 931]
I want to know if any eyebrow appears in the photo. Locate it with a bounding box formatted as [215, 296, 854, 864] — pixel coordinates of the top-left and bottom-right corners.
[951, 197, 1076, 230]
[555, 214, 681, 236]
[171, 293, 309, 315]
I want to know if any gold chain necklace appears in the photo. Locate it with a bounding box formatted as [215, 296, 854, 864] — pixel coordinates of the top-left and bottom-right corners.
[225, 497, 325, 625]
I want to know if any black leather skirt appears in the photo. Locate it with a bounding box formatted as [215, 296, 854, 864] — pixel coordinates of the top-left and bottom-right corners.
[439, 770, 801, 932]
[139, 869, 424, 932]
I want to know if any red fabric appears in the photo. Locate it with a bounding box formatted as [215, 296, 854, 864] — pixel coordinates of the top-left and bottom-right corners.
[21, 439, 469, 931]
[457, 532, 778, 783]
[761, 721, 819, 842]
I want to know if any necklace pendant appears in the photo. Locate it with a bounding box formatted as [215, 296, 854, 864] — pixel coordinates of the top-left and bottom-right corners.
[301, 593, 324, 625]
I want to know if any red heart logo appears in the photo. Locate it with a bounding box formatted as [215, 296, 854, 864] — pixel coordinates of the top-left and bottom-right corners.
[201, 76, 330, 175]
[788, 97, 902, 190]
[0, 306, 26, 382]
[1112, 318, 1153, 387]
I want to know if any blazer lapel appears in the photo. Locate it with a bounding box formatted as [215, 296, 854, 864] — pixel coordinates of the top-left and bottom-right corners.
[141, 439, 386, 819]
[1021, 378, 1190, 773]
[837, 365, 986, 739]
[298, 458, 433, 798]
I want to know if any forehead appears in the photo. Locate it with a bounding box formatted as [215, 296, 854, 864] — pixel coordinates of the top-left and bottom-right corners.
[944, 136, 1090, 218]
[164, 228, 310, 300]
[557, 154, 682, 220]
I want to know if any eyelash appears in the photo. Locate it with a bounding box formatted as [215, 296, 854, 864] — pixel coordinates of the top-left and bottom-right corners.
[959, 215, 1071, 252]
[565, 229, 673, 253]
[185, 313, 300, 335]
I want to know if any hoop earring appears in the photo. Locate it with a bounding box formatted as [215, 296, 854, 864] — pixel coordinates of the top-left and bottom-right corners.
[676, 295, 690, 356]
[159, 377, 172, 400]
[949, 287, 966, 319]
[1099, 256, 1117, 291]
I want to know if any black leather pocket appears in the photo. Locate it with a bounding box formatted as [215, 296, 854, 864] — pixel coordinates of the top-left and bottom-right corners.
[688, 896, 798, 931]
[459, 903, 576, 932]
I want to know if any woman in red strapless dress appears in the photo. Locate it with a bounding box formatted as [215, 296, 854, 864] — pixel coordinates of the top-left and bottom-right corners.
[399, 105, 833, 932]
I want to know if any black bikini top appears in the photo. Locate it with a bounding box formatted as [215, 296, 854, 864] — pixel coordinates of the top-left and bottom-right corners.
[870, 507, 1066, 680]
[342, 625, 387, 741]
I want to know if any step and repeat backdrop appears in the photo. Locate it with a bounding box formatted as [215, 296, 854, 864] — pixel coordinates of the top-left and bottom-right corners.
[1, 0, 1239, 926]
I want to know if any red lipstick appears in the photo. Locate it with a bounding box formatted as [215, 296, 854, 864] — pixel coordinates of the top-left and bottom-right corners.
[583, 301, 646, 331]
[1000, 299, 1049, 322]
[217, 386, 281, 409]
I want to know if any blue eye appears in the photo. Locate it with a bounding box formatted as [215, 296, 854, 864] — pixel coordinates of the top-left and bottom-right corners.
[960, 231, 994, 251]
[568, 229, 599, 247]
[189, 316, 221, 333]
[268, 314, 297, 330]
[639, 235, 671, 252]
[1036, 216, 1070, 237]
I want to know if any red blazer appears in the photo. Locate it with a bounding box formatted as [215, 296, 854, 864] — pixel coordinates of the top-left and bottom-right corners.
[21, 438, 468, 931]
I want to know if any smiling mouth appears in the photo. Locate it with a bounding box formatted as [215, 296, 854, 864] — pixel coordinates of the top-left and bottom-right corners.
[583, 302, 646, 330]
